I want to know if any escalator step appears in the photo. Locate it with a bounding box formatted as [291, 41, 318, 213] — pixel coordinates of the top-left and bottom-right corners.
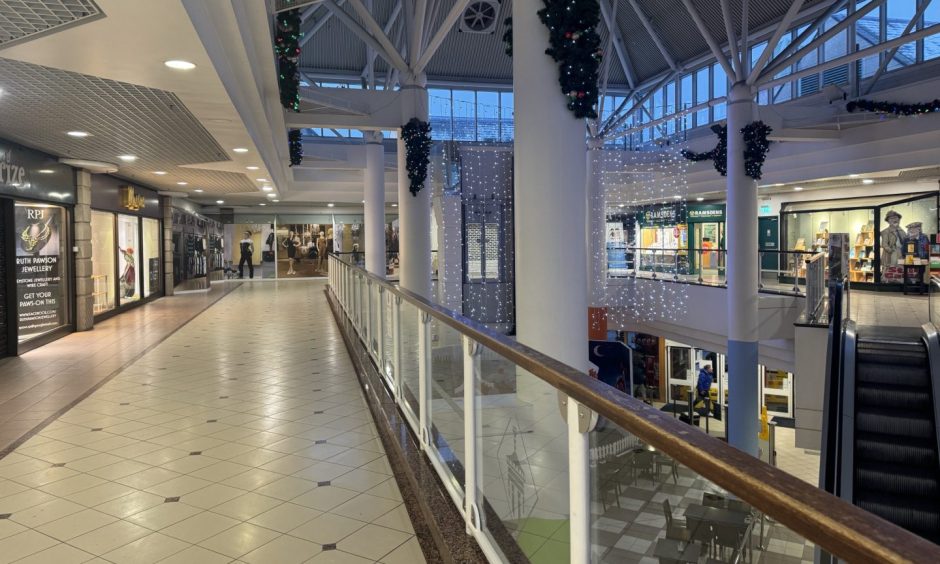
[855, 461, 940, 498]
[855, 492, 940, 543]
[857, 346, 928, 368]
[857, 362, 929, 387]
[857, 432, 940, 466]
[856, 409, 934, 439]
[856, 383, 933, 410]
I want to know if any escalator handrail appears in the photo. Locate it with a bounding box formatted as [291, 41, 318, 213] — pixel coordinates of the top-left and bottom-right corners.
[921, 322, 940, 474]
[819, 279, 848, 497]
[839, 319, 858, 503]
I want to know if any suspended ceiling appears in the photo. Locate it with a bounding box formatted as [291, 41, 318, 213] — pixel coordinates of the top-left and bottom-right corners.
[0, 0, 103, 49]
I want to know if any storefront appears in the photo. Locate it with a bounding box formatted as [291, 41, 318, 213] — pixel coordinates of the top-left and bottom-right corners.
[89, 176, 163, 318]
[0, 141, 75, 356]
[687, 203, 726, 277]
[782, 192, 939, 287]
[172, 203, 223, 287]
[223, 216, 276, 279]
[633, 203, 689, 275]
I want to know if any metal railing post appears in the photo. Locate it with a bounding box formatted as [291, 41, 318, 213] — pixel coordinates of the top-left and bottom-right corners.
[673, 253, 680, 281]
[365, 279, 372, 355]
[392, 295, 402, 402]
[759, 251, 765, 289]
[567, 397, 591, 564]
[418, 311, 432, 448]
[697, 249, 704, 284]
[377, 286, 386, 370]
[462, 336, 484, 535]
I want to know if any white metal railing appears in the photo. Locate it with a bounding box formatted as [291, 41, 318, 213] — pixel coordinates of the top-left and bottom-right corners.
[326, 253, 940, 564]
[804, 252, 827, 321]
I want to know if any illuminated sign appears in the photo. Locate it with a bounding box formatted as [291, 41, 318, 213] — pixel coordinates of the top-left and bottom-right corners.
[120, 185, 146, 211]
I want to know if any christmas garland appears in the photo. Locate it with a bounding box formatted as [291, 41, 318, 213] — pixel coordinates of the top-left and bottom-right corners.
[742, 121, 772, 180]
[503, 17, 512, 57]
[847, 98, 940, 116]
[681, 121, 772, 180]
[401, 118, 432, 197]
[289, 129, 303, 167]
[681, 124, 728, 177]
[537, 0, 603, 119]
[275, 9, 301, 112]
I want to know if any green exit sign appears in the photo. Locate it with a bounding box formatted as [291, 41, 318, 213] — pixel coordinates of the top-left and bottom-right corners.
[760, 204, 772, 214]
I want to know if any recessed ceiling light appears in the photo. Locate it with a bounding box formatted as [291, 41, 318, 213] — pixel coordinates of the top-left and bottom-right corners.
[118, 155, 137, 162]
[67, 131, 89, 138]
[327, 203, 335, 208]
[37, 169, 54, 174]
[246, 166, 259, 170]
[696, 197, 704, 201]
[256, 178, 268, 182]
[849, 174, 860, 178]
[232, 148, 248, 153]
[259, 203, 266, 206]
[164, 60, 196, 70]
[216, 200, 224, 204]
[794, 186, 804, 191]
[672, 195, 681, 200]
[272, 199, 280, 202]
[391, 203, 398, 207]
[177, 181, 188, 186]
[193, 189, 204, 193]
[266, 193, 276, 198]
[153, 171, 167, 175]
[862, 179, 875, 184]
[262, 186, 273, 192]
[361, 200, 365, 203]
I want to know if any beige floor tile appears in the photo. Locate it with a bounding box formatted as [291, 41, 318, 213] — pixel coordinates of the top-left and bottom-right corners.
[371, 504, 415, 534]
[10, 497, 85, 528]
[65, 482, 137, 507]
[94, 490, 166, 519]
[68, 519, 151, 554]
[101, 532, 190, 564]
[0, 529, 59, 563]
[209, 492, 283, 521]
[144, 475, 213, 498]
[12, 543, 95, 564]
[290, 486, 359, 512]
[126, 502, 203, 530]
[178, 483, 246, 509]
[155, 545, 231, 564]
[335, 523, 411, 560]
[289, 512, 367, 545]
[248, 502, 321, 533]
[11, 466, 80, 489]
[35, 508, 116, 541]
[160, 511, 241, 543]
[304, 549, 375, 563]
[379, 537, 427, 564]
[198, 522, 281, 559]
[240, 534, 322, 564]
[0, 518, 27, 540]
[332, 494, 401, 523]
[254, 476, 318, 501]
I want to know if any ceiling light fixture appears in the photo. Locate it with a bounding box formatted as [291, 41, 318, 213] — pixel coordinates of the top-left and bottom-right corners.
[672, 195, 681, 200]
[262, 186, 273, 192]
[246, 166, 259, 170]
[272, 199, 280, 202]
[256, 178, 268, 182]
[266, 193, 276, 198]
[259, 203, 267, 206]
[391, 203, 398, 207]
[67, 131, 89, 138]
[164, 60, 196, 70]
[194, 189, 204, 193]
[153, 171, 167, 175]
[862, 179, 875, 185]
[327, 203, 335, 208]
[118, 155, 137, 162]
[696, 197, 704, 201]
[177, 181, 188, 186]
[794, 186, 804, 191]
[849, 174, 860, 178]
[232, 148, 248, 153]
[37, 169, 54, 174]
[216, 200, 224, 204]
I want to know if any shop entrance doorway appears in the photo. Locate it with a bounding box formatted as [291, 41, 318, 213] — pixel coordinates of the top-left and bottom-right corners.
[759, 216, 779, 273]
[761, 367, 793, 417]
[691, 222, 724, 281]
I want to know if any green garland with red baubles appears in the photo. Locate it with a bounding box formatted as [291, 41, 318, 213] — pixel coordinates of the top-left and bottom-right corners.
[275, 8, 303, 166]
[537, 0, 603, 119]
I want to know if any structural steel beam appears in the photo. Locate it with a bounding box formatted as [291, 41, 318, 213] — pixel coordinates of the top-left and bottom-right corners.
[343, 0, 411, 74]
[720, 0, 742, 78]
[863, 0, 934, 95]
[748, 0, 805, 86]
[323, 0, 410, 74]
[413, 0, 474, 74]
[599, 0, 636, 88]
[626, 0, 678, 71]
[681, 0, 737, 82]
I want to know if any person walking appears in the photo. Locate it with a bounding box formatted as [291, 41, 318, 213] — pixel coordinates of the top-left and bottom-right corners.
[695, 363, 714, 409]
[238, 231, 254, 279]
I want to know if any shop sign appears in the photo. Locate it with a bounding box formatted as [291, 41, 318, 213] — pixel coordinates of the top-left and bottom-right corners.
[636, 204, 686, 227]
[15, 204, 66, 340]
[687, 204, 726, 223]
[0, 142, 74, 202]
[0, 154, 26, 188]
[120, 185, 146, 211]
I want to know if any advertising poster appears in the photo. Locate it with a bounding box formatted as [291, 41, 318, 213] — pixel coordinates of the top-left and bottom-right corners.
[118, 215, 140, 303]
[15, 203, 66, 341]
[627, 332, 661, 400]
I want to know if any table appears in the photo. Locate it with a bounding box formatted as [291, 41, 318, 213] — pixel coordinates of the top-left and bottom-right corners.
[653, 538, 701, 564]
[684, 504, 750, 528]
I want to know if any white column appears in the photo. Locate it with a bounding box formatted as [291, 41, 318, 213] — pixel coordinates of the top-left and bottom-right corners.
[397, 74, 432, 298]
[587, 139, 607, 340]
[513, 0, 588, 369]
[364, 130, 386, 277]
[74, 170, 93, 331]
[726, 82, 760, 456]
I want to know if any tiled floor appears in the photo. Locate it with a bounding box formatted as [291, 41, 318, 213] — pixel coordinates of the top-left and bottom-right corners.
[0, 285, 239, 454]
[0, 281, 424, 564]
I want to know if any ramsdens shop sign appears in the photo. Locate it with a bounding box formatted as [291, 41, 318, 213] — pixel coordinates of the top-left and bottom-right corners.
[687, 204, 726, 223]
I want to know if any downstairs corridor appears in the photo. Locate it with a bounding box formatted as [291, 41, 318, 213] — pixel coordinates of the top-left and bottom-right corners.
[0, 281, 424, 564]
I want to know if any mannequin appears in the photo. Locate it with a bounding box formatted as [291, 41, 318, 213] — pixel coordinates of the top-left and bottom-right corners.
[316, 231, 328, 271]
[904, 221, 930, 260]
[880, 210, 906, 274]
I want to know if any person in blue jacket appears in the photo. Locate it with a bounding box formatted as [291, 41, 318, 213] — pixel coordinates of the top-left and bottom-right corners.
[696, 363, 714, 407]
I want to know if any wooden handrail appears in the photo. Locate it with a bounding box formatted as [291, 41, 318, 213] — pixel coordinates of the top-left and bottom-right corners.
[330, 254, 940, 563]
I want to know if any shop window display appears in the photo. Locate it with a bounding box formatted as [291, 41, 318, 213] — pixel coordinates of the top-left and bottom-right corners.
[90, 211, 116, 314]
[14, 202, 69, 342]
[276, 223, 334, 277]
[879, 197, 938, 284]
[226, 224, 275, 279]
[117, 214, 140, 303]
[143, 218, 161, 297]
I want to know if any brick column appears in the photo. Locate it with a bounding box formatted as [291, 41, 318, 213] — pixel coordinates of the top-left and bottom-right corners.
[74, 170, 94, 331]
[162, 197, 174, 296]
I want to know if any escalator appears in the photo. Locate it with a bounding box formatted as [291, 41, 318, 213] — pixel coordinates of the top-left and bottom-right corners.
[823, 282, 940, 545]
